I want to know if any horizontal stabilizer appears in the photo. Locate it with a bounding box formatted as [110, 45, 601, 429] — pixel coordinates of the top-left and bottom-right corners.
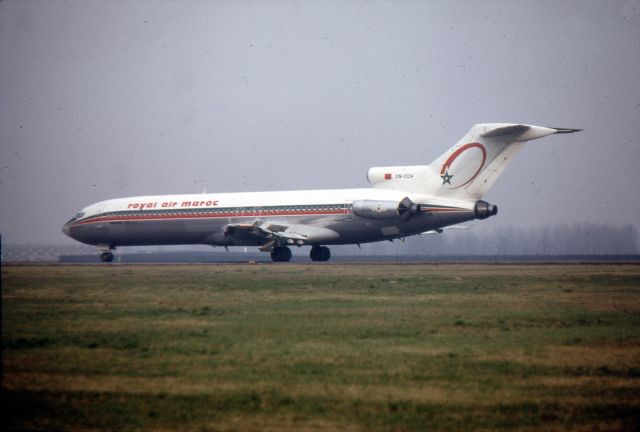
[481, 124, 530, 138]
[481, 124, 581, 141]
[548, 127, 583, 134]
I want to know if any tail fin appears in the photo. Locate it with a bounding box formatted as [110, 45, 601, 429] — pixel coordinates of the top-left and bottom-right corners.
[428, 124, 579, 199]
[368, 124, 580, 199]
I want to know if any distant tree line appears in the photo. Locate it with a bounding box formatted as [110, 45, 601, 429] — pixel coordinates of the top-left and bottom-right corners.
[345, 223, 640, 256]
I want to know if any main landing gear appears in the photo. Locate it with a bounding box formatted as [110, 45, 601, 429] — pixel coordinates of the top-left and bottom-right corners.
[269, 245, 332, 262]
[270, 246, 292, 262]
[310, 246, 331, 262]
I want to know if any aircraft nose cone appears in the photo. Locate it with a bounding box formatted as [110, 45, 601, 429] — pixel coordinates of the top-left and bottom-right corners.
[62, 222, 71, 237]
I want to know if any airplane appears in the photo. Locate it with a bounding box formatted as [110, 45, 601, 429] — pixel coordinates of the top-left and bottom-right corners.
[62, 123, 579, 262]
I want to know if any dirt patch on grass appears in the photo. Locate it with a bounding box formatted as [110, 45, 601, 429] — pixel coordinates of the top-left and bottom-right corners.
[480, 344, 640, 369]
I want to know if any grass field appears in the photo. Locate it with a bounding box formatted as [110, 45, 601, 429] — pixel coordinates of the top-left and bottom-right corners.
[2, 263, 640, 431]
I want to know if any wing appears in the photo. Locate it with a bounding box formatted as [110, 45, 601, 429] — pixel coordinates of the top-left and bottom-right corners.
[224, 221, 339, 246]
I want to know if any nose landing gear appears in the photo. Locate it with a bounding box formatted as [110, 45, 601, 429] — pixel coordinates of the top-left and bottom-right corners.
[99, 250, 114, 262]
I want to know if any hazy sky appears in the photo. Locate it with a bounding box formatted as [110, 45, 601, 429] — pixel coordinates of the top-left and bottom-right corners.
[1, 0, 639, 246]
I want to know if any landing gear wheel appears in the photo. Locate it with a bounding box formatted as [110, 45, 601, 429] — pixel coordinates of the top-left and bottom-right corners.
[270, 246, 292, 262]
[310, 246, 331, 262]
[100, 251, 114, 262]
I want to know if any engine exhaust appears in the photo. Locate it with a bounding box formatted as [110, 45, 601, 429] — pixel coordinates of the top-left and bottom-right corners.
[474, 200, 498, 220]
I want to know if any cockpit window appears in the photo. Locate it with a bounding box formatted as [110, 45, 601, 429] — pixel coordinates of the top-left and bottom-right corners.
[75, 211, 85, 219]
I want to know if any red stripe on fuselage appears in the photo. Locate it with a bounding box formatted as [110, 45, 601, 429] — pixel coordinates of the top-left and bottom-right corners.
[69, 209, 347, 226]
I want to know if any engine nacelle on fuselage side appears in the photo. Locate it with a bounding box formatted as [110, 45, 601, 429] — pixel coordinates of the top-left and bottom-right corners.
[351, 197, 422, 221]
[352, 200, 400, 219]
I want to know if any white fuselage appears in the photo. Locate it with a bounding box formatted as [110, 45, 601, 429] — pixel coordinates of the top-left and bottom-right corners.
[63, 188, 478, 249]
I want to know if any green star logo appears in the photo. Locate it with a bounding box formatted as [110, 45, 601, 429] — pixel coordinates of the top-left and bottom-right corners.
[441, 170, 453, 185]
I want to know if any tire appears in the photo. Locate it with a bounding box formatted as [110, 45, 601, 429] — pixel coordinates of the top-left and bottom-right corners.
[271, 246, 292, 262]
[310, 246, 330, 262]
[100, 251, 114, 262]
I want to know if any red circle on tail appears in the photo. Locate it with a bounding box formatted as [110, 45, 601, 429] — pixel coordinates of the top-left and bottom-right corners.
[440, 142, 487, 189]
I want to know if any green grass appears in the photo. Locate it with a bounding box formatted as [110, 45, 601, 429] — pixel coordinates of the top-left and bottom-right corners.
[2, 263, 640, 431]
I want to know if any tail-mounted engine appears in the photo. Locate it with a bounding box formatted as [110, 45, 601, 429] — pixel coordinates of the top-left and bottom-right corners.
[474, 200, 498, 219]
[397, 197, 421, 221]
[352, 197, 421, 221]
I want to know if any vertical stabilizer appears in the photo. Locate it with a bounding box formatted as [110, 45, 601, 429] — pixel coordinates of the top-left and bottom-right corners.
[426, 124, 579, 200]
[367, 124, 579, 199]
